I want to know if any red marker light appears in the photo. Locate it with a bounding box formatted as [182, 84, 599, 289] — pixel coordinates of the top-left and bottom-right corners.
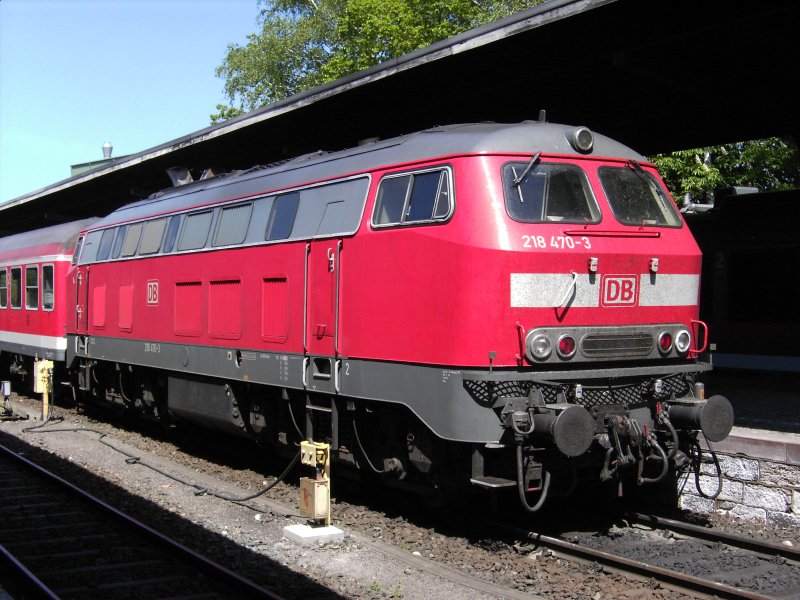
[557, 335, 576, 358]
[658, 332, 673, 353]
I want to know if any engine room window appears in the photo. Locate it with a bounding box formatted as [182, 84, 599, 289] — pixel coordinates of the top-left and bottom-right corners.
[42, 265, 54, 311]
[111, 225, 127, 259]
[372, 168, 452, 226]
[71, 236, 84, 265]
[25, 265, 38, 310]
[10, 267, 21, 309]
[96, 229, 115, 261]
[0, 269, 7, 308]
[121, 222, 143, 257]
[599, 165, 682, 227]
[214, 202, 253, 246]
[139, 218, 168, 255]
[266, 192, 300, 241]
[502, 162, 600, 223]
[162, 215, 181, 253]
[178, 210, 214, 251]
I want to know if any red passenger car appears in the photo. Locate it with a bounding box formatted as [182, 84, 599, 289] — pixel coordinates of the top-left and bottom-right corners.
[59, 121, 733, 509]
[0, 219, 96, 380]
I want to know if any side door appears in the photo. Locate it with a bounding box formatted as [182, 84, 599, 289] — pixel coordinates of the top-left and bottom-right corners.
[74, 265, 89, 335]
[304, 238, 341, 393]
[295, 179, 369, 394]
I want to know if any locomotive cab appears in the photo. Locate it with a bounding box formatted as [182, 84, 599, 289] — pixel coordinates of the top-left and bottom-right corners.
[454, 124, 733, 509]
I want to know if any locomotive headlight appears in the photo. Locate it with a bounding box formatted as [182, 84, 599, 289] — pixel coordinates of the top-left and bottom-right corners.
[675, 329, 692, 354]
[557, 335, 577, 359]
[658, 331, 673, 354]
[530, 335, 552, 360]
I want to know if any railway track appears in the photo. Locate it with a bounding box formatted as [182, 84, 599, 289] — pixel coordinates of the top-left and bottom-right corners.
[0, 440, 284, 600]
[491, 512, 800, 600]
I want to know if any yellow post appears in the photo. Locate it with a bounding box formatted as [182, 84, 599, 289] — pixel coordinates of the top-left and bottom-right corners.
[33, 359, 54, 421]
[299, 440, 331, 526]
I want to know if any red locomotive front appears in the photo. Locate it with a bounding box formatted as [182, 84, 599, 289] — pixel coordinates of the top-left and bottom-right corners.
[63, 121, 733, 509]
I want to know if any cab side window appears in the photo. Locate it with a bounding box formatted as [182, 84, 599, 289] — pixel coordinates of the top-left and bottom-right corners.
[372, 167, 453, 227]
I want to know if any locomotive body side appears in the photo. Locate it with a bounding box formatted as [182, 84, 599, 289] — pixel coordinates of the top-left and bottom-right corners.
[59, 122, 732, 508]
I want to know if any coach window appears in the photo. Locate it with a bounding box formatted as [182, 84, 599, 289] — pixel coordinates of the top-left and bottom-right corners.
[162, 215, 181, 253]
[111, 225, 127, 259]
[0, 268, 7, 308]
[25, 266, 38, 310]
[503, 162, 600, 223]
[139, 218, 167, 255]
[214, 202, 253, 246]
[265, 192, 299, 241]
[96, 229, 115, 261]
[178, 210, 213, 251]
[42, 265, 55, 311]
[372, 168, 452, 226]
[10, 267, 21, 309]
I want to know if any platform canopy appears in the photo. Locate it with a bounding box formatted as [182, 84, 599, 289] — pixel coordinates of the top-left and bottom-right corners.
[1, 0, 797, 234]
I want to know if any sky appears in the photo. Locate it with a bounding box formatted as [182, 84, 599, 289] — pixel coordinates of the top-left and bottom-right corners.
[0, 0, 258, 204]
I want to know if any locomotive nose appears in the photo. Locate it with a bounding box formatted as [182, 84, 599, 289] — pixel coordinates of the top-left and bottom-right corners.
[666, 395, 734, 442]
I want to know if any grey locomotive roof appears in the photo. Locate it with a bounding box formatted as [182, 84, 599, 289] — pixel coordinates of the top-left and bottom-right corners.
[89, 121, 645, 230]
[0, 218, 99, 256]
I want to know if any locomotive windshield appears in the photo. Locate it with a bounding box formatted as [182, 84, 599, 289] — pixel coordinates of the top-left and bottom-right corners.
[599, 164, 682, 227]
[502, 162, 600, 223]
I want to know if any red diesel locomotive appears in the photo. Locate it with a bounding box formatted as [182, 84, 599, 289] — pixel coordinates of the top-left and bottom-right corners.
[3, 121, 734, 509]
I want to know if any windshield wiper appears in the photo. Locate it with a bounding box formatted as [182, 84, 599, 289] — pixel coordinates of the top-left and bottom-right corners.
[513, 152, 541, 187]
[626, 159, 660, 193]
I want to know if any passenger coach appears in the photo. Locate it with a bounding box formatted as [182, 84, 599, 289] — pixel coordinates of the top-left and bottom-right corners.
[0, 219, 96, 379]
[63, 121, 732, 509]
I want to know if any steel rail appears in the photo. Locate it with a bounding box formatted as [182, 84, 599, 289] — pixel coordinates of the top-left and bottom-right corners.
[0, 440, 284, 600]
[0, 541, 60, 600]
[490, 521, 777, 600]
[629, 512, 800, 562]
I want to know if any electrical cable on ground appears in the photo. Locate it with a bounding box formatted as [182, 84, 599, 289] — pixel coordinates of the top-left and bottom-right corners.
[22, 414, 302, 509]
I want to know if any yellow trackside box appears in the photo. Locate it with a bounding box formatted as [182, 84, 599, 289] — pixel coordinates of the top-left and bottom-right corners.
[300, 440, 330, 469]
[33, 360, 54, 394]
[299, 476, 330, 520]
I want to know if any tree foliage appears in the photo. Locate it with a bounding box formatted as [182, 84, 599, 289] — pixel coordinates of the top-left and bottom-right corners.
[212, 1, 799, 199]
[212, 0, 542, 122]
[651, 137, 799, 205]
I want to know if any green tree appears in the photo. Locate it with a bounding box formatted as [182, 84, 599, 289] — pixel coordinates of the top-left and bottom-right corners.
[212, 0, 542, 122]
[213, 2, 798, 198]
[651, 137, 799, 205]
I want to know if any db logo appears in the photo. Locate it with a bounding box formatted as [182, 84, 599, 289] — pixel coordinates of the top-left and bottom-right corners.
[602, 275, 637, 306]
[146, 280, 159, 305]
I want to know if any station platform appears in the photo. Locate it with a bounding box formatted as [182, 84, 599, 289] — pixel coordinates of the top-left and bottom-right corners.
[699, 368, 800, 466]
[684, 368, 800, 527]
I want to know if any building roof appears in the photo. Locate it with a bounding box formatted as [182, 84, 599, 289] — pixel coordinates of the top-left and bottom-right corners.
[1, 0, 797, 234]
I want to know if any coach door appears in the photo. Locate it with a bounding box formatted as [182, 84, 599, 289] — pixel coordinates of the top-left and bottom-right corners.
[75, 266, 89, 334]
[304, 239, 342, 393]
